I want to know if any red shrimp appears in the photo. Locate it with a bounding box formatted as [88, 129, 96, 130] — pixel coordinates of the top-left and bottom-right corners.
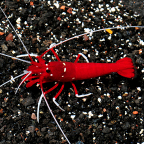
[0, 7, 144, 144]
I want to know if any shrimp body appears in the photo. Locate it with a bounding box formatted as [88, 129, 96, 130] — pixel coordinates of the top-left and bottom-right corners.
[25, 56, 135, 89]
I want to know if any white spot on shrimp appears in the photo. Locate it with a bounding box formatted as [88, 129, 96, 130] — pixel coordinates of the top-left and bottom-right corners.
[64, 68, 66, 72]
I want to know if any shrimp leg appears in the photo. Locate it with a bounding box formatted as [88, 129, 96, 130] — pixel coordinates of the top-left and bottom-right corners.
[53, 83, 65, 111]
[71, 82, 92, 98]
[75, 53, 89, 63]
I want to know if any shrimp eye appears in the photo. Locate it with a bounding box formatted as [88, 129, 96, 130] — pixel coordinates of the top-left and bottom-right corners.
[46, 69, 50, 73]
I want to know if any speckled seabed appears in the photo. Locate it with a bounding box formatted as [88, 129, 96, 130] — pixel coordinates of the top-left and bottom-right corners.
[0, 0, 144, 144]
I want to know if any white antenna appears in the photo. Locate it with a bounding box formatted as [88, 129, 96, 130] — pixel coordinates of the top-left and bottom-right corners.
[0, 53, 31, 64]
[0, 70, 29, 87]
[40, 25, 144, 57]
[15, 72, 32, 94]
[42, 92, 71, 144]
[0, 7, 33, 61]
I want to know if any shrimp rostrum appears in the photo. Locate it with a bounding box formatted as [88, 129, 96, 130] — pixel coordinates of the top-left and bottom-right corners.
[0, 6, 144, 144]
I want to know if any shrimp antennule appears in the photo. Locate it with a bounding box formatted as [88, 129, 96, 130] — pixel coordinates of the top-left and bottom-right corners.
[0, 70, 29, 87]
[15, 72, 32, 94]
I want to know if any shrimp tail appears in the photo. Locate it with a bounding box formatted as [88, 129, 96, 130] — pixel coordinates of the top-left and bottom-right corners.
[116, 57, 135, 78]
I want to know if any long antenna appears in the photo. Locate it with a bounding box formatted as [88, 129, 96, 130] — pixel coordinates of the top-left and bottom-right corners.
[40, 25, 144, 57]
[39, 81, 71, 143]
[42, 92, 71, 144]
[0, 53, 31, 64]
[0, 7, 33, 62]
[37, 93, 43, 123]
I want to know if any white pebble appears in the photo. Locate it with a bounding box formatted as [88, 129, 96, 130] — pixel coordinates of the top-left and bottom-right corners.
[140, 129, 144, 134]
[62, 12, 66, 15]
[24, 21, 27, 25]
[72, 11, 76, 15]
[98, 98, 101, 103]
[98, 4, 103, 8]
[70, 115, 75, 120]
[11, 76, 15, 82]
[16, 17, 21, 23]
[108, 35, 112, 40]
[95, 8, 99, 12]
[84, 28, 91, 33]
[111, 7, 115, 12]
[107, 93, 110, 97]
[83, 112, 87, 115]
[98, 114, 103, 118]
[137, 87, 141, 91]
[107, 59, 111, 63]
[100, 8, 104, 12]
[12, 50, 16, 54]
[88, 111, 93, 118]
[118, 95, 122, 99]
[100, 38, 105, 42]
[141, 68, 144, 73]
[139, 40, 144, 45]
[82, 98, 87, 102]
[54, 2, 59, 8]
